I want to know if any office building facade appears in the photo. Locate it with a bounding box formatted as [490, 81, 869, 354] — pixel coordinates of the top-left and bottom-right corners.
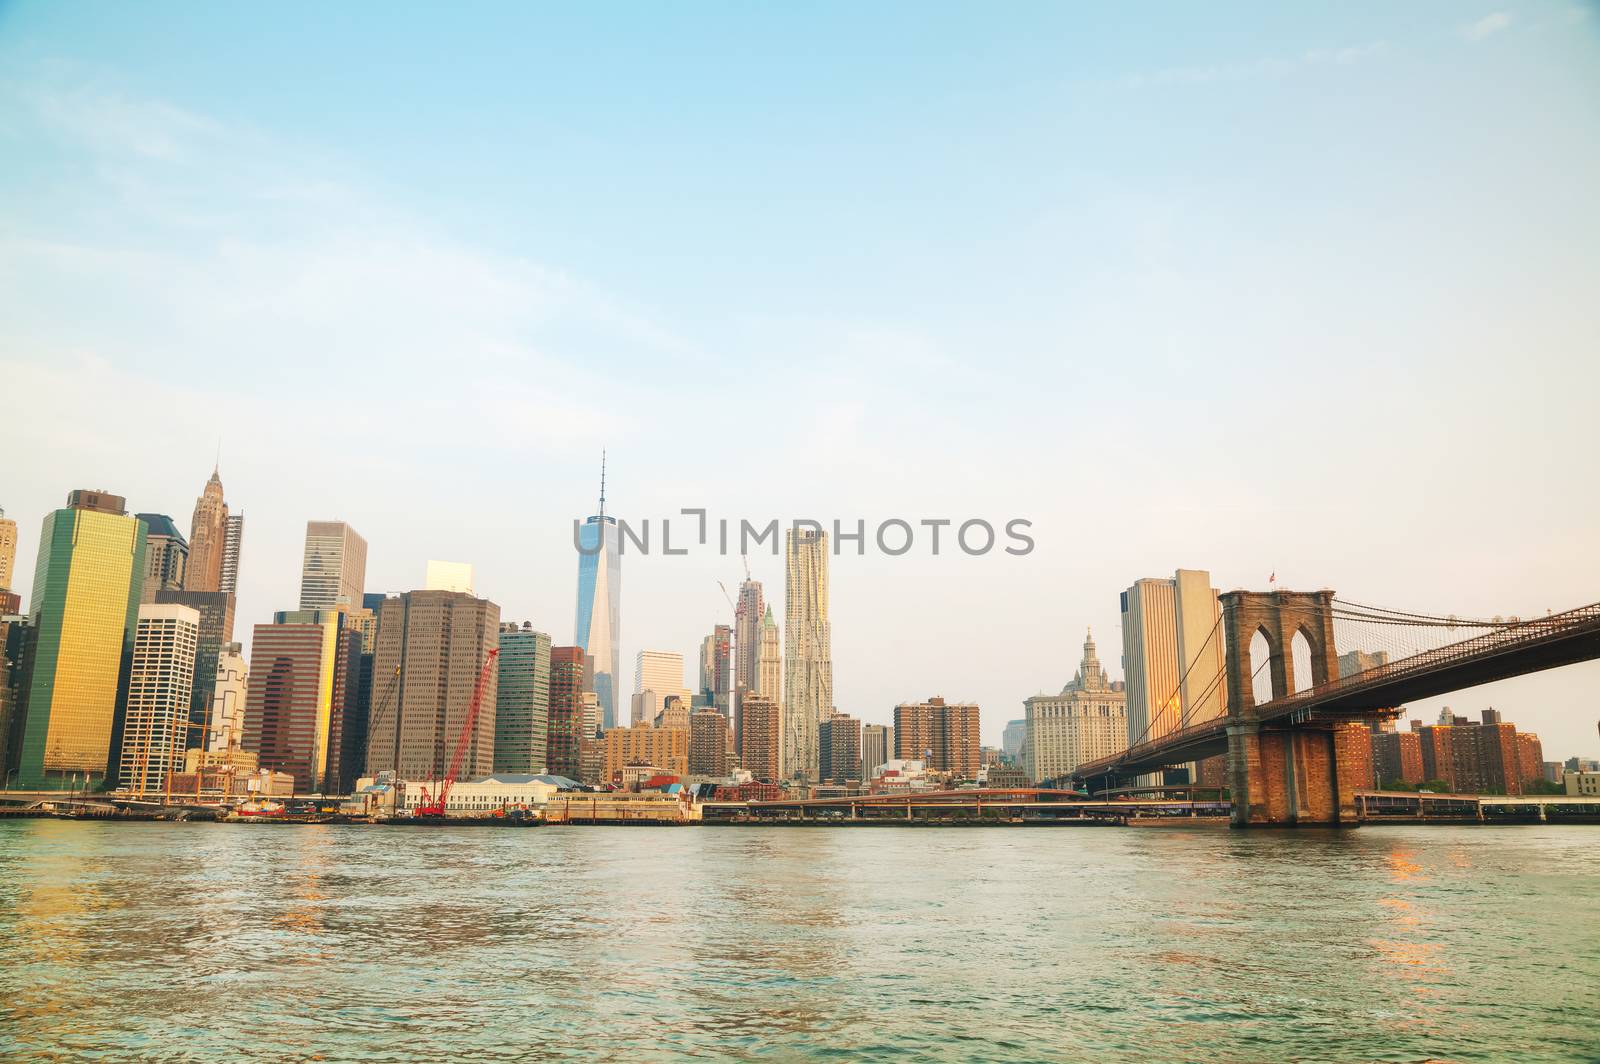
[861, 723, 893, 779]
[1121, 569, 1227, 782]
[16, 490, 147, 789]
[117, 603, 200, 794]
[299, 521, 368, 610]
[135, 513, 188, 602]
[0, 505, 16, 591]
[546, 646, 589, 780]
[186, 469, 230, 594]
[244, 612, 362, 794]
[575, 490, 622, 730]
[634, 649, 687, 726]
[366, 590, 499, 784]
[153, 589, 236, 746]
[207, 642, 249, 754]
[734, 578, 764, 696]
[495, 623, 552, 775]
[1024, 631, 1128, 784]
[783, 527, 832, 782]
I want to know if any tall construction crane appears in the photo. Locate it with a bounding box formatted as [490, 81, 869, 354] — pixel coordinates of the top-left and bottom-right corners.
[363, 664, 403, 771]
[412, 648, 499, 817]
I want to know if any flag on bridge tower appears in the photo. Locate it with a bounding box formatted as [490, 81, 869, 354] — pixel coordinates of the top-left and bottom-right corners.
[1269, 571, 1276, 585]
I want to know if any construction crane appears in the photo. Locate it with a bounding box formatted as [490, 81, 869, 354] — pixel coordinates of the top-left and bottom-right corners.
[364, 664, 403, 757]
[412, 648, 499, 817]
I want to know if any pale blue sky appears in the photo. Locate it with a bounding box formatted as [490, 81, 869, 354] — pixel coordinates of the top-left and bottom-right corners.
[2, 2, 1597, 755]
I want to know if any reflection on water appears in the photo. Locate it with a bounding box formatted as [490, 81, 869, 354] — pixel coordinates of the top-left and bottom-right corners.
[1, 822, 1596, 1062]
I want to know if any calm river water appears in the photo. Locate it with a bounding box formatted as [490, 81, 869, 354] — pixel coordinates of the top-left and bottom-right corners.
[1, 820, 1596, 1062]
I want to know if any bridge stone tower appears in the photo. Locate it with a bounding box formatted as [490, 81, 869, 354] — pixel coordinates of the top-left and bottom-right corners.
[1220, 589, 1367, 827]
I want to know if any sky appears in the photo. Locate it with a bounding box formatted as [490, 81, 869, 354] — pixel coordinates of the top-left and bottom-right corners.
[2, 1, 1597, 758]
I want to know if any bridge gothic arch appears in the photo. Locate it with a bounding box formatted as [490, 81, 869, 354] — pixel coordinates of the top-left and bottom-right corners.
[1219, 589, 1358, 827]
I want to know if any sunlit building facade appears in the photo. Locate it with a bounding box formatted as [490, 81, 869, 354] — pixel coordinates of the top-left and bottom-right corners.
[0, 505, 16, 591]
[207, 642, 249, 754]
[117, 603, 200, 795]
[219, 513, 245, 595]
[1120, 569, 1226, 784]
[243, 610, 363, 794]
[299, 521, 368, 611]
[734, 578, 764, 696]
[783, 527, 831, 782]
[740, 694, 781, 781]
[366, 590, 499, 784]
[634, 649, 687, 726]
[894, 696, 981, 780]
[546, 646, 589, 780]
[575, 514, 621, 730]
[16, 490, 147, 790]
[154, 588, 236, 743]
[186, 468, 230, 594]
[1023, 631, 1128, 784]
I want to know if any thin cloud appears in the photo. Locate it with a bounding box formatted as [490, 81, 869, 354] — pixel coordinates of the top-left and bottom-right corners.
[1461, 12, 1514, 41]
[1124, 40, 1389, 89]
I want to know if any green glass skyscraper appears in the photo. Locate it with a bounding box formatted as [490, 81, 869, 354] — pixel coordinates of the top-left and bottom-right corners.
[17, 489, 147, 790]
[495, 623, 552, 774]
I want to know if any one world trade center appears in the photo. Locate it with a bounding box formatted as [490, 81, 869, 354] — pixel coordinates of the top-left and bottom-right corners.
[575, 456, 621, 730]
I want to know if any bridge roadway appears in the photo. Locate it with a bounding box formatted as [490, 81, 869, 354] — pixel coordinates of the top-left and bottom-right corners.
[1074, 600, 1600, 783]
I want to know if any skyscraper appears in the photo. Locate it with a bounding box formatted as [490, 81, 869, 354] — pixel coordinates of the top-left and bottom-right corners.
[757, 606, 781, 699]
[700, 624, 731, 714]
[547, 646, 589, 780]
[299, 521, 368, 610]
[734, 578, 764, 694]
[366, 590, 499, 784]
[0, 505, 16, 591]
[243, 610, 362, 794]
[154, 589, 236, 745]
[495, 623, 552, 775]
[1120, 569, 1227, 766]
[135, 514, 188, 602]
[219, 513, 244, 595]
[16, 490, 147, 790]
[634, 649, 688, 725]
[783, 527, 832, 783]
[1001, 719, 1027, 764]
[1024, 631, 1128, 784]
[0, 614, 32, 782]
[186, 468, 230, 594]
[117, 603, 200, 795]
[861, 723, 893, 779]
[206, 642, 248, 754]
[574, 460, 621, 729]
[750, 606, 781, 756]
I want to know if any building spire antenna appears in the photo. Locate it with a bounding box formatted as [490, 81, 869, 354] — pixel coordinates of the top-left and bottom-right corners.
[598, 449, 607, 519]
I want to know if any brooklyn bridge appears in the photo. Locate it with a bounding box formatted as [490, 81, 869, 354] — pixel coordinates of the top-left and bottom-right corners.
[1071, 590, 1600, 827]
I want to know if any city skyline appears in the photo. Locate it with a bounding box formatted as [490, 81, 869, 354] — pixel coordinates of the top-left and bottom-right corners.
[2, 473, 1598, 763]
[1, 3, 1597, 758]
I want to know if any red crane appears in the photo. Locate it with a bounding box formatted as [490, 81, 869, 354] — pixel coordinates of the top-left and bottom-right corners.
[412, 648, 499, 817]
